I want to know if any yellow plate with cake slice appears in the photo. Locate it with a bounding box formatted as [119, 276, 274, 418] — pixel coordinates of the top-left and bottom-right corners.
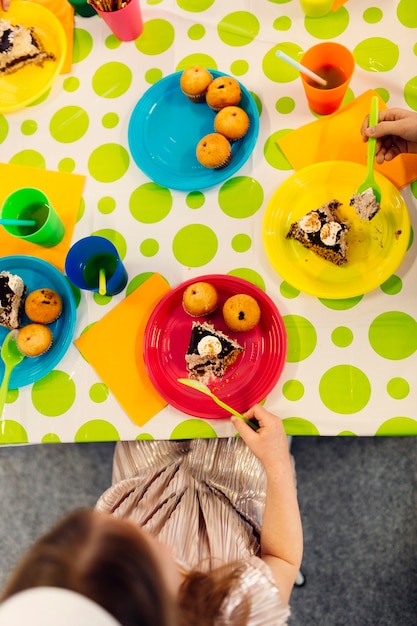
[262, 161, 411, 299]
[0, 1, 66, 113]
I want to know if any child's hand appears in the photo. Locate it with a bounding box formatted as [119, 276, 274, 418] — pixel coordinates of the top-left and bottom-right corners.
[361, 107, 417, 164]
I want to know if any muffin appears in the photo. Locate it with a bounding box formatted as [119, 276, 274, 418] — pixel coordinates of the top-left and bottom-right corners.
[183, 282, 218, 316]
[180, 66, 213, 103]
[196, 133, 232, 169]
[17, 323, 53, 357]
[25, 288, 62, 324]
[206, 76, 242, 111]
[223, 294, 261, 332]
[214, 106, 249, 141]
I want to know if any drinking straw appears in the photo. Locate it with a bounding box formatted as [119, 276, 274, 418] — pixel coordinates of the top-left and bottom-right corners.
[275, 50, 328, 86]
[99, 268, 107, 296]
[0, 218, 37, 226]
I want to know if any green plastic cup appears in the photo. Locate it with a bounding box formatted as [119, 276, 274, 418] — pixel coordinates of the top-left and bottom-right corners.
[1, 187, 65, 248]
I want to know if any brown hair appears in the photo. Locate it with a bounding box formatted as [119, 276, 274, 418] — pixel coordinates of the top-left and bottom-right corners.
[0, 508, 178, 626]
[1, 508, 250, 626]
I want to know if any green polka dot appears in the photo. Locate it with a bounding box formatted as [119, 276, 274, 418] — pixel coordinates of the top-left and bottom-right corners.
[375, 87, 390, 103]
[0, 420, 28, 444]
[49, 106, 89, 143]
[227, 268, 265, 291]
[397, 0, 417, 27]
[28, 89, 50, 107]
[353, 38, 399, 72]
[136, 433, 155, 440]
[282, 379, 304, 401]
[170, 419, 217, 439]
[5, 388, 18, 403]
[21, 120, 37, 135]
[135, 19, 175, 55]
[218, 12, 259, 46]
[376, 417, 417, 436]
[338, 430, 357, 436]
[173, 225, 218, 267]
[98, 196, 116, 214]
[280, 282, 299, 299]
[363, 7, 383, 23]
[126, 271, 168, 296]
[63, 76, 80, 92]
[276, 97, 295, 114]
[102, 113, 119, 129]
[304, 7, 349, 38]
[42, 433, 61, 443]
[380, 275, 402, 295]
[72, 28, 93, 63]
[282, 417, 320, 436]
[231, 234, 251, 252]
[263, 43, 303, 83]
[186, 191, 205, 209]
[140, 238, 159, 256]
[283, 315, 317, 362]
[319, 365, 371, 414]
[218, 177, 263, 218]
[331, 326, 353, 348]
[93, 292, 112, 305]
[130, 183, 172, 222]
[76, 197, 85, 222]
[92, 62, 132, 98]
[32, 371, 76, 416]
[387, 377, 410, 400]
[88, 143, 129, 182]
[145, 68, 163, 84]
[273, 16, 291, 30]
[319, 295, 362, 310]
[105, 35, 122, 50]
[89, 382, 109, 403]
[369, 311, 417, 360]
[176, 54, 217, 72]
[92, 228, 127, 259]
[75, 420, 120, 442]
[404, 76, 417, 111]
[10, 150, 45, 168]
[188, 24, 205, 40]
[58, 158, 76, 173]
[264, 130, 293, 170]
[230, 60, 249, 76]
[0, 115, 9, 143]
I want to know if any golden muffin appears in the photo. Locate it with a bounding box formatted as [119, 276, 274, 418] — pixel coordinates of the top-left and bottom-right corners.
[223, 294, 261, 332]
[183, 281, 219, 316]
[180, 66, 213, 103]
[206, 76, 242, 111]
[25, 288, 62, 324]
[17, 323, 53, 357]
[214, 106, 249, 141]
[196, 133, 232, 169]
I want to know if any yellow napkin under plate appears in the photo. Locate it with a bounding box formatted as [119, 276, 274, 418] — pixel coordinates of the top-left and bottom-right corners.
[277, 90, 417, 189]
[75, 273, 171, 428]
[0, 162, 85, 272]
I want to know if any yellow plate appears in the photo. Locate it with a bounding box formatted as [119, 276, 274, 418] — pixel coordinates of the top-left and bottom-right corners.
[262, 161, 410, 299]
[0, 1, 66, 113]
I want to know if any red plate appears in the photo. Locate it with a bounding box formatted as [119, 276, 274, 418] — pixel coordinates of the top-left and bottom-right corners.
[142, 274, 287, 419]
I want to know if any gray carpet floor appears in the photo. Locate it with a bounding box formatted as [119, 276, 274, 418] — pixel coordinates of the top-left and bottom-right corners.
[0, 436, 416, 625]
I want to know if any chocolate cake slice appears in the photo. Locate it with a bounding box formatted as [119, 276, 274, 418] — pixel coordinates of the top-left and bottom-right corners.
[0, 271, 26, 330]
[286, 199, 349, 266]
[185, 321, 244, 384]
[0, 19, 55, 76]
[349, 187, 380, 221]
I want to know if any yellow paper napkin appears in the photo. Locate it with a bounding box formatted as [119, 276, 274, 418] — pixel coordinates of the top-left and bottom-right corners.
[29, 0, 74, 74]
[0, 162, 85, 271]
[75, 273, 171, 428]
[277, 90, 417, 189]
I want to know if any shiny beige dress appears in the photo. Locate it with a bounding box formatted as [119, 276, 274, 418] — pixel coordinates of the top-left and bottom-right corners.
[96, 438, 290, 625]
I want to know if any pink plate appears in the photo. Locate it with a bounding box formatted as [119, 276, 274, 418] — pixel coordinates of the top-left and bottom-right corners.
[142, 274, 287, 419]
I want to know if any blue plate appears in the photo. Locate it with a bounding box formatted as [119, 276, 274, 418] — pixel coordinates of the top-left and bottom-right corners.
[0, 256, 76, 388]
[128, 70, 260, 191]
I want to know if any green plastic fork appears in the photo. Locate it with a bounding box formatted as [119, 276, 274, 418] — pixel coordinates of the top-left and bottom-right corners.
[177, 378, 259, 430]
[356, 95, 382, 204]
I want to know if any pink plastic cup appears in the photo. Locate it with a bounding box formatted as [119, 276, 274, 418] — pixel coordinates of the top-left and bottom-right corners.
[95, 0, 143, 42]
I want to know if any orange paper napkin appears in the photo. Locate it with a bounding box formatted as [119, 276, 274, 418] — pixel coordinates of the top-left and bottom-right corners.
[0, 162, 85, 271]
[75, 273, 171, 428]
[29, 0, 74, 74]
[331, 0, 348, 10]
[277, 90, 417, 189]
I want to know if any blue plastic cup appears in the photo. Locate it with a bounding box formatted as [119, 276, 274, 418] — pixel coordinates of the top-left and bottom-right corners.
[65, 236, 128, 296]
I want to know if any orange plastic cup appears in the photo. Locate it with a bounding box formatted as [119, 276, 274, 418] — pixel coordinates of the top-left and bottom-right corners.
[300, 42, 355, 115]
[94, 0, 143, 42]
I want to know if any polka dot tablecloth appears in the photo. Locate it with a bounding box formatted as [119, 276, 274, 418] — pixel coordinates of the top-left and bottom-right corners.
[1, 0, 417, 443]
